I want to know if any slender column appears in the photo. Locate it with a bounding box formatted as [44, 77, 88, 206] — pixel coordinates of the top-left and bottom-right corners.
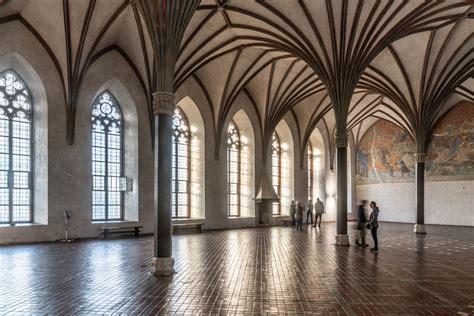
[335, 133, 349, 245]
[414, 153, 427, 234]
[152, 92, 176, 276]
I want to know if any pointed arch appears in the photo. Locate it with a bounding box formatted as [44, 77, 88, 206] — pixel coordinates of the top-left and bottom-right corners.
[227, 109, 256, 218]
[176, 96, 206, 219]
[91, 91, 124, 221]
[274, 119, 294, 215]
[0, 53, 48, 225]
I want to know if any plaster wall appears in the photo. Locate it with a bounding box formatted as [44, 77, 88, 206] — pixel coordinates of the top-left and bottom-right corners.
[356, 180, 474, 226]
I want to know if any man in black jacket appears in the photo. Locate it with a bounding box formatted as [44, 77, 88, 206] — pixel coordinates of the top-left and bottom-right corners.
[356, 200, 368, 247]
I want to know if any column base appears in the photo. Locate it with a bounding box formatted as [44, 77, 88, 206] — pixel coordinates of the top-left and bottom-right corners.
[335, 234, 350, 246]
[414, 224, 427, 234]
[151, 257, 175, 277]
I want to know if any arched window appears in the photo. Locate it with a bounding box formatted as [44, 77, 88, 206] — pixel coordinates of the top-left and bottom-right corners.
[272, 132, 281, 215]
[172, 107, 190, 218]
[0, 70, 33, 224]
[227, 121, 241, 217]
[91, 91, 123, 221]
[307, 143, 313, 201]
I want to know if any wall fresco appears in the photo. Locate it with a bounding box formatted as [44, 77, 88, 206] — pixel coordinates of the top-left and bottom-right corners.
[426, 103, 474, 178]
[356, 120, 415, 184]
[356, 102, 474, 184]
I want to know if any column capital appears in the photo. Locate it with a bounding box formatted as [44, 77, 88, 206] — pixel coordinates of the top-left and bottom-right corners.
[415, 153, 426, 163]
[153, 91, 176, 116]
[334, 133, 348, 148]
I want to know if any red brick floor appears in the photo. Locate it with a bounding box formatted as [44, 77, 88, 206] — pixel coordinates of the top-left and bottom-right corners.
[0, 222, 473, 315]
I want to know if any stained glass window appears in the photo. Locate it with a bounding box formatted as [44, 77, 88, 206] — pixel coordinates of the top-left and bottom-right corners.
[307, 143, 313, 201]
[0, 70, 33, 224]
[227, 121, 241, 217]
[272, 132, 281, 215]
[91, 91, 123, 221]
[172, 107, 190, 218]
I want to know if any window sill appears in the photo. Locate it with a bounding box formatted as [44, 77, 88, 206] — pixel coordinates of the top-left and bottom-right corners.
[272, 215, 291, 218]
[228, 216, 255, 220]
[172, 218, 204, 223]
[91, 220, 139, 225]
[0, 222, 46, 228]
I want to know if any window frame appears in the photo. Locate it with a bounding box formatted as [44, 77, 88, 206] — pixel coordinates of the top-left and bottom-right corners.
[227, 120, 241, 217]
[171, 106, 191, 219]
[91, 91, 124, 222]
[272, 132, 282, 215]
[307, 142, 313, 202]
[0, 69, 34, 225]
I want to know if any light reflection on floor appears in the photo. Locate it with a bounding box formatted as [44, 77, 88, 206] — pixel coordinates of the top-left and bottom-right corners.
[0, 222, 473, 314]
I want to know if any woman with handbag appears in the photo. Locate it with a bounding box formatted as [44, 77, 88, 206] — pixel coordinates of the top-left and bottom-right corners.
[368, 201, 380, 252]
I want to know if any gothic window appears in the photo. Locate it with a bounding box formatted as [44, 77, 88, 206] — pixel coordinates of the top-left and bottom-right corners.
[172, 107, 190, 218]
[91, 92, 123, 221]
[272, 132, 281, 215]
[227, 121, 241, 217]
[0, 70, 33, 224]
[307, 143, 313, 201]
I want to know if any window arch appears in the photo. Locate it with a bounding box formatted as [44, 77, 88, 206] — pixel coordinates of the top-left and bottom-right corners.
[91, 91, 123, 221]
[227, 121, 241, 217]
[0, 70, 33, 224]
[172, 107, 190, 218]
[307, 142, 313, 201]
[272, 132, 282, 215]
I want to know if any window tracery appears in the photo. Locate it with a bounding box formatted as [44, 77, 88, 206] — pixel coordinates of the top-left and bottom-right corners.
[272, 132, 281, 215]
[0, 70, 33, 224]
[91, 92, 123, 221]
[172, 107, 190, 218]
[227, 121, 241, 217]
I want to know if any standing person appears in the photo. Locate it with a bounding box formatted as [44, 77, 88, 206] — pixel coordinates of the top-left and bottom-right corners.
[295, 201, 304, 231]
[367, 201, 380, 252]
[313, 198, 324, 228]
[306, 200, 313, 226]
[356, 200, 368, 247]
[290, 200, 296, 226]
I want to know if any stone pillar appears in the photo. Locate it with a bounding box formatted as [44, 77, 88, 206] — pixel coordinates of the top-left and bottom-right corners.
[151, 91, 176, 276]
[414, 153, 427, 234]
[335, 133, 349, 245]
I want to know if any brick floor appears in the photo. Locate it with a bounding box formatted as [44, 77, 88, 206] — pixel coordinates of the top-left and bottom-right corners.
[0, 222, 473, 315]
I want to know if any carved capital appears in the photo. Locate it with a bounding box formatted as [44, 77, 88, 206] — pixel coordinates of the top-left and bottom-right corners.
[153, 91, 176, 116]
[334, 133, 348, 148]
[415, 153, 426, 163]
[151, 256, 175, 276]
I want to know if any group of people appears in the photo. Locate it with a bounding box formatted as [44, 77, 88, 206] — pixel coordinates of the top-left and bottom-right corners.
[289, 198, 381, 252]
[290, 198, 325, 231]
[356, 200, 380, 252]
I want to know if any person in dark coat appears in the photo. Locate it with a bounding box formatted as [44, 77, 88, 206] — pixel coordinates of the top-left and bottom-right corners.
[290, 200, 296, 226]
[356, 200, 368, 247]
[306, 200, 313, 226]
[368, 201, 380, 252]
[295, 201, 304, 231]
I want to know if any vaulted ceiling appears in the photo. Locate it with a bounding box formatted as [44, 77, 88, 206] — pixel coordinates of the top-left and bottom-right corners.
[0, 0, 472, 151]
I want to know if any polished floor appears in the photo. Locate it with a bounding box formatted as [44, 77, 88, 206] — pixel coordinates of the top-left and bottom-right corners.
[0, 223, 473, 315]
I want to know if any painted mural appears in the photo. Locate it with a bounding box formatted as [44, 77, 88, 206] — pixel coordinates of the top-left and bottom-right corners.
[356, 120, 415, 184]
[426, 103, 474, 178]
[356, 102, 474, 184]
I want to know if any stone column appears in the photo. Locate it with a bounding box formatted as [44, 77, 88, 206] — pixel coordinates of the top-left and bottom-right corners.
[414, 153, 427, 234]
[151, 91, 176, 276]
[335, 133, 349, 245]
